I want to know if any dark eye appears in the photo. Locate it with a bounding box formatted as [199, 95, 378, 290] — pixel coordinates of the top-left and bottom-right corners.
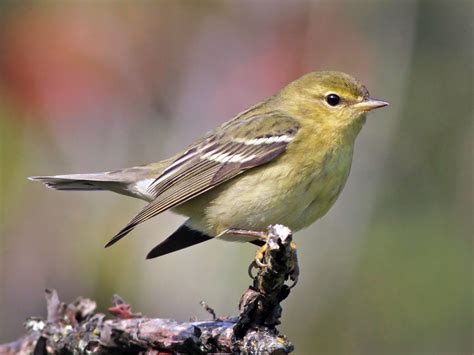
[325, 93, 341, 106]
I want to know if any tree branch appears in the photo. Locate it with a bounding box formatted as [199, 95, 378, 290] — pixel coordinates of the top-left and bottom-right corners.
[0, 224, 298, 354]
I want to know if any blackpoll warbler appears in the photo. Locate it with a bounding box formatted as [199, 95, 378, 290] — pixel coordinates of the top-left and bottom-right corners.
[30, 71, 388, 259]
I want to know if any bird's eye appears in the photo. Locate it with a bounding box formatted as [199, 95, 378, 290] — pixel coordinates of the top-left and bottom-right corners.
[325, 93, 341, 106]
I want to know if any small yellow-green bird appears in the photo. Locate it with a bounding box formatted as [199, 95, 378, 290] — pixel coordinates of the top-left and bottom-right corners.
[30, 71, 388, 259]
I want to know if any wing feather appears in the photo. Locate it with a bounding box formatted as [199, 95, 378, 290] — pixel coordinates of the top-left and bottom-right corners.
[105, 111, 300, 247]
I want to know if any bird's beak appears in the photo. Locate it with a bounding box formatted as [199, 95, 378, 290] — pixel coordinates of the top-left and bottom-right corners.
[353, 98, 389, 112]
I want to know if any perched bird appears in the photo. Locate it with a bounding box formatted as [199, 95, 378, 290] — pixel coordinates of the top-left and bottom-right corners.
[30, 71, 388, 259]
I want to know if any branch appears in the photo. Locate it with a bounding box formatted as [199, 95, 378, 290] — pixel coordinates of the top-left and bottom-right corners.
[0, 224, 298, 354]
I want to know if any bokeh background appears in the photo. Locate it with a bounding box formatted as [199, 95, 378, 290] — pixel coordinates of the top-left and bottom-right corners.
[0, 1, 472, 353]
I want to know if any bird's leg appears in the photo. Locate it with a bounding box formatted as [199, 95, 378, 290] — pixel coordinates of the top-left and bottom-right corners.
[219, 228, 267, 240]
[254, 243, 268, 268]
[219, 228, 270, 277]
[248, 242, 269, 280]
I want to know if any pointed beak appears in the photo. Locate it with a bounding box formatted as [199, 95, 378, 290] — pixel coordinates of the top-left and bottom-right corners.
[353, 98, 389, 112]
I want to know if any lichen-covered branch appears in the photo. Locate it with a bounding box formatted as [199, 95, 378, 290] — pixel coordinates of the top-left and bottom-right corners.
[0, 224, 298, 354]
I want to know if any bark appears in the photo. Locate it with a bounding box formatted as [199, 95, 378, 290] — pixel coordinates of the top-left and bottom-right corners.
[0, 224, 298, 354]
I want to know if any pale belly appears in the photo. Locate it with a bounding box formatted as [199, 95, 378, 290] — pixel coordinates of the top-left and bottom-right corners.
[174, 145, 354, 239]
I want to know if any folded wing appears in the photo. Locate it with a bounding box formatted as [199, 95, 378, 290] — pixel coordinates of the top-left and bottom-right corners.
[105, 111, 300, 247]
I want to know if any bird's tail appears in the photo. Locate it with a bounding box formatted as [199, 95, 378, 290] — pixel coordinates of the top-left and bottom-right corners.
[28, 162, 169, 200]
[145, 221, 213, 259]
[28, 173, 119, 191]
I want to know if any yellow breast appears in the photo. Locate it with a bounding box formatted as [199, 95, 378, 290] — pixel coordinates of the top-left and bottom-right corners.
[175, 128, 355, 238]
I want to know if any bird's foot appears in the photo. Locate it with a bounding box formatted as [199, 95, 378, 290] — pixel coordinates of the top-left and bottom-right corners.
[224, 226, 299, 288]
[254, 243, 269, 268]
[219, 227, 269, 279]
[248, 235, 299, 288]
[247, 243, 268, 279]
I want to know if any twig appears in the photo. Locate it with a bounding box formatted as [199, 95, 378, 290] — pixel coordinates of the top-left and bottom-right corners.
[0, 224, 298, 354]
[199, 300, 217, 320]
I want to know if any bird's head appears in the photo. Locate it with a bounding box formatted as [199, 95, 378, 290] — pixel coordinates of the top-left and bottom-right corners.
[277, 71, 388, 134]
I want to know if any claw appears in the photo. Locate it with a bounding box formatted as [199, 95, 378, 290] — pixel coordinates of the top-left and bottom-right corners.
[255, 257, 268, 268]
[247, 234, 271, 279]
[248, 260, 257, 279]
[255, 243, 268, 268]
[248, 243, 269, 279]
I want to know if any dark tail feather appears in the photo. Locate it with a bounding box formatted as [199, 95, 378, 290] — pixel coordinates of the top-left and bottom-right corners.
[28, 176, 106, 191]
[146, 223, 212, 259]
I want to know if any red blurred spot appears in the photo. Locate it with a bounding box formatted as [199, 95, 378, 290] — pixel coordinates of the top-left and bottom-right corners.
[0, 7, 132, 121]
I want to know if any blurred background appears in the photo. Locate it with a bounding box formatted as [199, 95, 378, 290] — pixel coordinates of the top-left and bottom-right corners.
[0, 0, 472, 353]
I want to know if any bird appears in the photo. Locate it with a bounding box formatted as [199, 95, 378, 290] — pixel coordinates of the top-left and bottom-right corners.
[30, 71, 388, 260]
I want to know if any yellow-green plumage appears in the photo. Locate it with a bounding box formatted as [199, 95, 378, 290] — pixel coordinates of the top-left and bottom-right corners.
[177, 71, 371, 237]
[30, 71, 388, 257]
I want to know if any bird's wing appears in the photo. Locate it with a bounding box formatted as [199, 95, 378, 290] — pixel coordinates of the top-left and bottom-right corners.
[105, 111, 300, 247]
